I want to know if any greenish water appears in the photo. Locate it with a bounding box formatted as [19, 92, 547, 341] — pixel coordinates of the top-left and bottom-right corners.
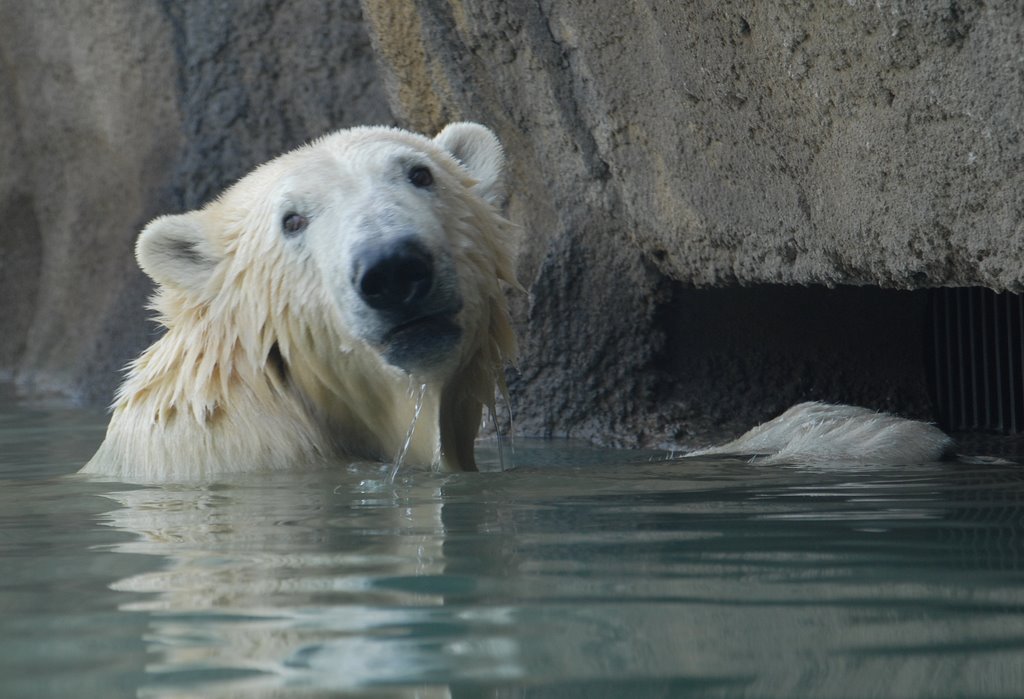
[2, 388, 1024, 698]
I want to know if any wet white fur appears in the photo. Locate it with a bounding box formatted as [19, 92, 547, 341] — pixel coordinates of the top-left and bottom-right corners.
[83, 123, 519, 482]
[691, 402, 952, 465]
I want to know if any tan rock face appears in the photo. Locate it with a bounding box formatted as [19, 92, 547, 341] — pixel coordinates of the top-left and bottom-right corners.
[367, 1, 1024, 290]
[1, 1, 182, 398]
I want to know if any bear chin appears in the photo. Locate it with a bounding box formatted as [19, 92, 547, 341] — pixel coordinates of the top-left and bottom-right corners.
[379, 314, 463, 374]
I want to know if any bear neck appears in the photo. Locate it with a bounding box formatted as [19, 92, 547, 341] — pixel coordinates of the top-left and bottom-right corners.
[100, 292, 445, 478]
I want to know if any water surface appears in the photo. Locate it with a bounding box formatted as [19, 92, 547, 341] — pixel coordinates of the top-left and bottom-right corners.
[2, 388, 1023, 698]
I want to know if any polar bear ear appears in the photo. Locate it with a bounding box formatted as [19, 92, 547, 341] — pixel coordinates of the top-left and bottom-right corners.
[136, 212, 221, 293]
[434, 122, 506, 207]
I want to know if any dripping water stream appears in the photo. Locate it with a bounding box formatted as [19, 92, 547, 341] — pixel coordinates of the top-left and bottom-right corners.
[387, 382, 427, 483]
[488, 402, 516, 472]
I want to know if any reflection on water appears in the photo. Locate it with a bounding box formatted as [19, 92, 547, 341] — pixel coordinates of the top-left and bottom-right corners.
[2, 387, 1024, 698]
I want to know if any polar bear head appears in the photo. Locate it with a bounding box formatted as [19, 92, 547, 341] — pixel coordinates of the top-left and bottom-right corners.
[89, 123, 519, 479]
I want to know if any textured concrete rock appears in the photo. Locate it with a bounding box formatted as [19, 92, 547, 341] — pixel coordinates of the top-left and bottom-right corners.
[0, 0, 391, 402]
[0, 1, 181, 399]
[361, 0, 1024, 445]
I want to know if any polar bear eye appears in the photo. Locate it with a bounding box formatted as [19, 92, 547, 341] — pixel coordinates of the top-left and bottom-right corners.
[282, 212, 309, 237]
[407, 165, 434, 188]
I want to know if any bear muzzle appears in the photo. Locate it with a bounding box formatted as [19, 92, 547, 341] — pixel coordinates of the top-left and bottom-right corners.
[350, 236, 464, 373]
[354, 237, 435, 312]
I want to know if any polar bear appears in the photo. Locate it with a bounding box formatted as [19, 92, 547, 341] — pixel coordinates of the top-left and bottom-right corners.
[83, 122, 952, 483]
[83, 123, 519, 481]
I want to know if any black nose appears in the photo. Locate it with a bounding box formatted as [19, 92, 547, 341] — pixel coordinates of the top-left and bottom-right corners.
[353, 238, 435, 311]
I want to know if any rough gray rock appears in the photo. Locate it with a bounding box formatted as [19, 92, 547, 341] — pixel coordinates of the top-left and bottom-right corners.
[0, 1, 182, 400]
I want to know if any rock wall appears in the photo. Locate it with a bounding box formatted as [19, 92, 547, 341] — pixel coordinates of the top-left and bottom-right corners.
[3, 1, 1023, 447]
[361, 0, 1024, 444]
[365, 0, 1024, 289]
[0, 1, 180, 399]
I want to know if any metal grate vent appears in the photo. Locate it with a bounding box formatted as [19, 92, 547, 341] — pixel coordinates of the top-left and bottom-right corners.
[928, 288, 1024, 434]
